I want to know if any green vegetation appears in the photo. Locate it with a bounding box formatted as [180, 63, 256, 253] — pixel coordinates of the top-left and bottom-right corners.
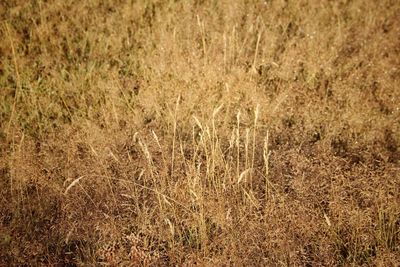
[1, 0, 399, 265]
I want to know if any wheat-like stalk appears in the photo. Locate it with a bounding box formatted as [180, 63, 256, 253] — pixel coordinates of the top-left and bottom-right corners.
[171, 95, 181, 179]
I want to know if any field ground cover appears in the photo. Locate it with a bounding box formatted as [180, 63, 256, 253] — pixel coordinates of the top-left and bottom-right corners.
[1, 0, 399, 265]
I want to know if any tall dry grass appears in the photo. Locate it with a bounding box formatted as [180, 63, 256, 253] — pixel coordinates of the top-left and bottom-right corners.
[1, 0, 399, 265]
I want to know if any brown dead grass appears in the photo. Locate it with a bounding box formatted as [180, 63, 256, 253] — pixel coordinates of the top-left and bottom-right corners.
[1, 0, 399, 266]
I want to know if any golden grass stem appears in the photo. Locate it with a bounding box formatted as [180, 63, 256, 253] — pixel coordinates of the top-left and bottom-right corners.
[252, 31, 262, 71]
[223, 32, 227, 73]
[245, 128, 250, 178]
[251, 104, 260, 187]
[171, 95, 180, 179]
[4, 23, 21, 145]
[197, 15, 207, 61]
[236, 111, 241, 183]
[211, 104, 223, 192]
[263, 131, 270, 201]
[152, 129, 168, 190]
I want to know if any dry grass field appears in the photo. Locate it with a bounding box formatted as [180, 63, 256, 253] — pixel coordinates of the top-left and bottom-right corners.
[1, 0, 399, 265]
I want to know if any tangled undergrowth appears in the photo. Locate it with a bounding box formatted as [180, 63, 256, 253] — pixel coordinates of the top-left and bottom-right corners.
[1, 0, 399, 266]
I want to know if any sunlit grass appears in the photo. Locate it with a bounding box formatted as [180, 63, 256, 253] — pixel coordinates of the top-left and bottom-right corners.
[1, 0, 399, 265]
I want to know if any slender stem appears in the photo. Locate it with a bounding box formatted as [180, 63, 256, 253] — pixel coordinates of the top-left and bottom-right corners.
[4, 23, 22, 145]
